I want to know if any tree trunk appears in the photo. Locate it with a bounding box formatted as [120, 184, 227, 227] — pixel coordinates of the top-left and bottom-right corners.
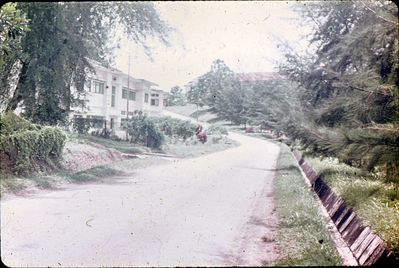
[5, 61, 28, 112]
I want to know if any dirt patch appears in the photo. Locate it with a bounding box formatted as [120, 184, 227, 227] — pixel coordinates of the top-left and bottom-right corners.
[62, 140, 123, 172]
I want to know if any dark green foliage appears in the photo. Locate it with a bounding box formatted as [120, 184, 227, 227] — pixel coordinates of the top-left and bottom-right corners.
[276, 1, 399, 181]
[122, 115, 197, 148]
[0, 113, 66, 175]
[153, 116, 196, 140]
[187, 59, 248, 124]
[123, 114, 164, 149]
[0, 3, 29, 110]
[0, 111, 40, 136]
[3, 2, 170, 125]
[72, 117, 91, 134]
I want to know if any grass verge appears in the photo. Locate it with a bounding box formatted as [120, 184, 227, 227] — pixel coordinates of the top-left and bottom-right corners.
[305, 156, 399, 256]
[78, 135, 149, 154]
[163, 135, 240, 158]
[274, 143, 342, 266]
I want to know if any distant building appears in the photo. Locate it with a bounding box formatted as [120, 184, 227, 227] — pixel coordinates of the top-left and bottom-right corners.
[70, 60, 166, 137]
[184, 72, 287, 91]
[234, 72, 287, 83]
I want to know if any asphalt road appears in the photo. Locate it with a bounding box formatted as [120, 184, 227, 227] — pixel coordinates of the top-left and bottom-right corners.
[1, 132, 281, 267]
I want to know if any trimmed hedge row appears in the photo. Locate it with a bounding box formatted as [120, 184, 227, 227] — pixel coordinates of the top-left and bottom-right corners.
[0, 113, 67, 175]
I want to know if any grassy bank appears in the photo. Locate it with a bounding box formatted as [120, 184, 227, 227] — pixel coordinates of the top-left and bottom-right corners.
[244, 129, 399, 258]
[305, 156, 399, 256]
[1, 133, 240, 196]
[274, 144, 342, 266]
[73, 134, 150, 154]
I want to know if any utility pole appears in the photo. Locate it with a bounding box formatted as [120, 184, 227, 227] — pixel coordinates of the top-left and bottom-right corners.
[125, 55, 131, 141]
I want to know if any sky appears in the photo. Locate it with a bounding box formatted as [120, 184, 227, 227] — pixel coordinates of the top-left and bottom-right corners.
[114, 1, 311, 91]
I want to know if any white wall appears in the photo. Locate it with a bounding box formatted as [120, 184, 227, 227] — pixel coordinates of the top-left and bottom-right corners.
[70, 63, 165, 130]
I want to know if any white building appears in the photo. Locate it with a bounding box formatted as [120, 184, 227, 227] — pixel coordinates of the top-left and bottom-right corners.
[70, 60, 166, 136]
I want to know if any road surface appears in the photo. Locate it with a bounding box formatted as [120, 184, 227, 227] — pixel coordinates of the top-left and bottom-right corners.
[1, 132, 281, 267]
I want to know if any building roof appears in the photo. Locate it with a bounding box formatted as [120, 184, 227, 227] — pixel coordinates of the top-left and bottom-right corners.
[235, 72, 287, 82]
[88, 58, 159, 86]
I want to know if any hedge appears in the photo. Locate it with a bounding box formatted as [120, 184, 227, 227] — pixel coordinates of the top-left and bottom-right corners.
[0, 113, 67, 175]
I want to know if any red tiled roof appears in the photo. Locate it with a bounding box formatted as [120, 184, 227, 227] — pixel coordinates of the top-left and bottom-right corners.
[235, 72, 286, 82]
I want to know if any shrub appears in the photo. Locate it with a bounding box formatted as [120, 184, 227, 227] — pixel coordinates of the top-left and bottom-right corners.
[0, 113, 67, 175]
[174, 120, 196, 140]
[154, 116, 196, 140]
[123, 114, 164, 149]
[0, 112, 40, 136]
[206, 123, 228, 135]
[72, 117, 91, 134]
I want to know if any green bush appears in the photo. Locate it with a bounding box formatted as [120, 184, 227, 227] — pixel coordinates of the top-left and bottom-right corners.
[0, 113, 67, 175]
[0, 112, 41, 136]
[72, 117, 91, 134]
[206, 123, 228, 135]
[154, 116, 196, 140]
[123, 114, 164, 149]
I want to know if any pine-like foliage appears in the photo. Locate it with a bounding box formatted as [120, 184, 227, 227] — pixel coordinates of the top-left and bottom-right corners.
[279, 1, 399, 181]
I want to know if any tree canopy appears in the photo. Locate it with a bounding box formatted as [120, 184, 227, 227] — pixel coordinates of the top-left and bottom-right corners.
[167, 86, 186, 106]
[278, 1, 398, 181]
[186, 2, 398, 181]
[1, 2, 170, 125]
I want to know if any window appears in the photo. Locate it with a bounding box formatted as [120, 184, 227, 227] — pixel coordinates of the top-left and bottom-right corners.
[87, 115, 105, 128]
[129, 91, 136, 101]
[122, 88, 136, 100]
[93, 81, 104, 94]
[151, 99, 159, 106]
[163, 99, 167, 107]
[110, 118, 114, 129]
[151, 93, 159, 97]
[144, 93, 149, 103]
[111, 86, 116, 107]
[121, 111, 126, 115]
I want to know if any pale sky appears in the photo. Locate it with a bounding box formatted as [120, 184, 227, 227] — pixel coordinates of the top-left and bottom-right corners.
[114, 1, 311, 91]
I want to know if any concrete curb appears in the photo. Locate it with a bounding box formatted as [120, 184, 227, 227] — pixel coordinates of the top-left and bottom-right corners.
[292, 150, 398, 266]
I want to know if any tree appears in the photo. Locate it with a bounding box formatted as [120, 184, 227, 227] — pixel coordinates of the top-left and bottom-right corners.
[4, 2, 170, 125]
[167, 86, 186, 106]
[278, 1, 399, 181]
[186, 59, 241, 122]
[0, 3, 29, 111]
